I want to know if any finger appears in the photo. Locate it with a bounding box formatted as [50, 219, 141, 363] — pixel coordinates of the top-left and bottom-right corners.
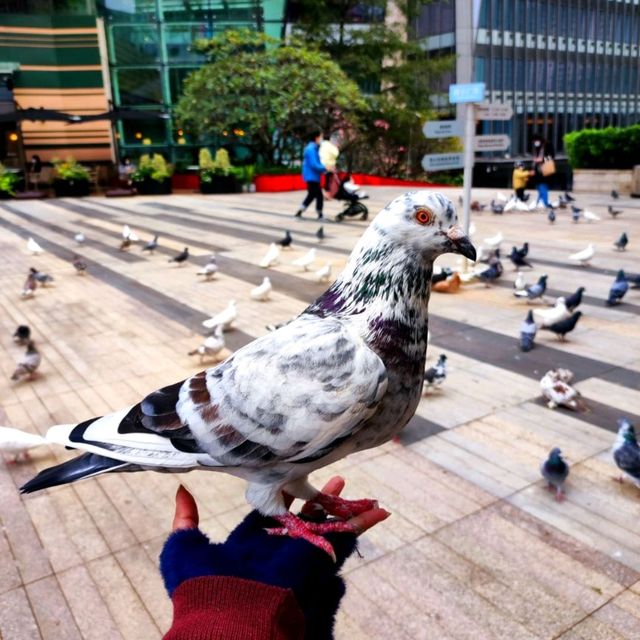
[348, 507, 391, 536]
[283, 475, 346, 510]
[172, 485, 199, 531]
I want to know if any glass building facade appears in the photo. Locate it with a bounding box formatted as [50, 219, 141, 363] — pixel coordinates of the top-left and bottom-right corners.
[95, 0, 287, 163]
[417, 0, 640, 157]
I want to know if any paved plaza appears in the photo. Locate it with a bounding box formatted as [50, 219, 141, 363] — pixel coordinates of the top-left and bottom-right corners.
[0, 187, 639, 639]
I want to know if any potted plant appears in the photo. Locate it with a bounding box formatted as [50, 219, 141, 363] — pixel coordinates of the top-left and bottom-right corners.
[53, 157, 91, 197]
[199, 148, 239, 194]
[132, 154, 173, 195]
[0, 163, 19, 199]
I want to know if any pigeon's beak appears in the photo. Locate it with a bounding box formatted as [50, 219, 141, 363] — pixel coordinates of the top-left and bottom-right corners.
[446, 226, 476, 261]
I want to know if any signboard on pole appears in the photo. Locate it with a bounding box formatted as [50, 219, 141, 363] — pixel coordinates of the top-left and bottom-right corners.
[473, 134, 511, 152]
[422, 120, 463, 139]
[449, 82, 485, 104]
[421, 153, 465, 172]
[475, 102, 513, 120]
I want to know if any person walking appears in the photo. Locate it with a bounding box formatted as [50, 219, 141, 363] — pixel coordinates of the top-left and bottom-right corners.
[295, 130, 326, 220]
[531, 134, 555, 209]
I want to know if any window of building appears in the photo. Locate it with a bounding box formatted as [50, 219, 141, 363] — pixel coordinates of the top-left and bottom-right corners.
[115, 68, 164, 106]
[111, 24, 160, 65]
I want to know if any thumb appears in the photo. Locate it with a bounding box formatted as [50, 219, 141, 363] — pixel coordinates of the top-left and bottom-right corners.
[172, 485, 199, 531]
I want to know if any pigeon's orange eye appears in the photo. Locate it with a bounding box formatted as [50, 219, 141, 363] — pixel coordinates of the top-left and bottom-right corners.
[415, 208, 433, 225]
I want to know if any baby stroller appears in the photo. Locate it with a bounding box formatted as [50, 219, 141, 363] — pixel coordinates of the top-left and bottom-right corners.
[330, 174, 369, 221]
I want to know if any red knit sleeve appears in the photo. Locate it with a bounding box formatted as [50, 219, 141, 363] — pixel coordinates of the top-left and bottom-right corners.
[163, 575, 306, 640]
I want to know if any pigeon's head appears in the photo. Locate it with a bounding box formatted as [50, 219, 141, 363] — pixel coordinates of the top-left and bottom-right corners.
[13, 325, 30, 344]
[548, 447, 564, 462]
[525, 310, 534, 322]
[373, 191, 476, 261]
[617, 418, 636, 443]
[616, 270, 626, 281]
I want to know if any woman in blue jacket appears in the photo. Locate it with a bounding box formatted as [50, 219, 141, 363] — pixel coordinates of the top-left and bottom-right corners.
[295, 130, 326, 220]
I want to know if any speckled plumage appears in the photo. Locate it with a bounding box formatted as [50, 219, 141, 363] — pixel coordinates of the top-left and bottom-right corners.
[613, 419, 640, 485]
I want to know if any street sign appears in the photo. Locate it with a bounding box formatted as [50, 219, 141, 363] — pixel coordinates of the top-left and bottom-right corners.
[449, 82, 485, 104]
[475, 102, 514, 120]
[473, 134, 511, 151]
[422, 120, 463, 139]
[421, 153, 465, 172]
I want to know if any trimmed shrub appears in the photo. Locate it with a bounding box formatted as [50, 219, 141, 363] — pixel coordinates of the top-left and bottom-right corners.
[564, 125, 640, 169]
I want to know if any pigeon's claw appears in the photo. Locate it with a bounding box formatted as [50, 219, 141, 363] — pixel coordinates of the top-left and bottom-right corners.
[310, 493, 379, 519]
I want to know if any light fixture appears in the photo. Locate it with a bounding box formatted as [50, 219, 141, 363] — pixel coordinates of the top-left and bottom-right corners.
[8, 132, 18, 141]
[135, 132, 142, 139]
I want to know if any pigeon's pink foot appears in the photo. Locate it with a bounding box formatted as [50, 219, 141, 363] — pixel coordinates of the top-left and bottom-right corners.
[555, 489, 565, 502]
[309, 493, 379, 519]
[546, 483, 555, 492]
[265, 513, 358, 561]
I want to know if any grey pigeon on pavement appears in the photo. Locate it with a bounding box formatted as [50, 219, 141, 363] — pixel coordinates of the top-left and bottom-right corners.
[541, 311, 582, 341]
[509, 245, 532, 269]
[519, 310, 537, 352]
[13, 325, 31, 345]
[564, 192, 576, 202]
[547, 209, 556, 223]
[571, 206, 581, 222]
[11, 341, 41, 381]
[423, 354, 447, 392]
[478, 258, 503, 285]
[19, 191, 476, 558]
[611, 189, 619, 200]
[169, 247, 189, 265]
[613, 418, 640, 486]
[606, 270, 628, 306]
[564, 287, 585, 312]
[541, 447, 569, 501]
[30, 267, 53, 286]
[72, 255, 88, 275]
[614, 232, 628, 251]
[277, 230, 293, 248]
[143, 235, 159, 254]
[608, 205, 623, 218]
[316, 226, 325, 242]
[514, 274, 548, 302]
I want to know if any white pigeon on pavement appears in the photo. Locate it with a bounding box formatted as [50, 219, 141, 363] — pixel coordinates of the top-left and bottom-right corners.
[122, 224, 139, 242]
[202, 300, 237, 331]
[533, 297, 570, 327]
[483, 232, 503, 249]
[0, 427, 47, 462]
[515, 200, 529, 212]
[504, 199, 516, 212]
[292, 248, 317, 271]
[514, 271, 526, 291]
[495, 191, 508, 202]
[74, 232, 85, 244]
[315, 262, 333, 284]
[197, 256, 219, 280]
[583, 210, 600, 222]
[18, 190, 476, 559]
[27, 237, 43, 255]
[188, 326, 225, 363]
[250, 277, 272, 302]
[259, 243, 280, 268]
[540, 368, 584, 411]
[569, 243, 595, 266]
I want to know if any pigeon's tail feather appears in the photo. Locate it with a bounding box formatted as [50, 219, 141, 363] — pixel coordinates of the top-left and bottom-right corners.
[20, 452, 133, 493]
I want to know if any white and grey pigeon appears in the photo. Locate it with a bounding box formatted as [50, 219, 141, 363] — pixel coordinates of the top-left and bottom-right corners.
[197, 255, 218, 280]
[122, 224, 139, 242]
[613, 418, 640, 486]
[19, 191, 476, 558]
[11, 340, 41, 381]
[540, 368, 585, 411]
[569, 244, 595, 266]
[250, 277, 272, 302]
[259, 243, 280, 269]
[202, 299, 237, 331]
[533, 297, 570, 327]
[21, 271, 37, 298]
[514, 275, 548, 302]
[292, 248, 317, 271]
[30, 267, 54, 286]
[0, 426, 47, 463]
[188, 326, 226, 364]
[422, 354, 447, 393]
[540, 447, 569, 501]
[519, 310, 537, 352]
[27, 237, 43, 255]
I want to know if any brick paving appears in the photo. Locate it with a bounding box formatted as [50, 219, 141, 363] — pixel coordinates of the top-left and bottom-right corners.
[0, 186, 639, 639]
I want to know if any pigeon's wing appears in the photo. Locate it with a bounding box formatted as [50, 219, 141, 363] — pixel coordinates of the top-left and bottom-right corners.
[614, 444, 640, 480]
[47, 315, 388, 470]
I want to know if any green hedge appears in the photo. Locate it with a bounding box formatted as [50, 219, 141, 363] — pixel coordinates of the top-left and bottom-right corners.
[564, 125, 640, 169]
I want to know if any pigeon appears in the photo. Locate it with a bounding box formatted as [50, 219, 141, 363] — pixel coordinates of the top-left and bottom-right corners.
[169, 247, 189, 265]
[519, 242, 529, 258]
[0, 427, 47, 463]
[606, 270, 628, 306]
[608, 205, 623, 218]
[495, 191, 508, 202]
[423, 354, 447, 392]
[431, 266, 453, 285]
[564, 287, 585, 312]
[72, 255, 87, 274]
[564, 192, 576, 202]
[142, 235, 159, 254]
[197, 255, 218, 280]
[13, 325, 31, 345]
[19, 190, 476, 558]
[315, 262, 333, 284]
[483, 232, 503, 249]
[628, 273, 640, 289]
[202, 299, 237, 330]
[515, 200, 529, 212]
[477, 260, 503, 285]
[470, 201, 485, 212]
[490, 200, 504, 214]
[540, 368, 585, 411]
[614, 232, 628, 251]
[476, 246, 497, 263]
[27, 237, 43, 255]
[583, 210, 600, 222]
[528, 199, 540, 211]
[30, 267, 54, 286]
[569, 244, 595, 266]
[509, 246, 532, 269]
[503, 199, 516, 212]
[277, 230, 293, 249]
[432, 272, 461, 293]
[547, 209, 556, 223]
[514, 271, 526, 292]
[541, 447, 569, 501]
[122, 225, 139, 242]
[541, 311, 582, 341]
[259, 243, 280, 268]
[11, 340, 41, 381]
[250, 277, 272, 302]
[292, 248, 317, 271]
[571, 206, 581, 223]
[533, 297, 570, 327]
[514, 275, 548, 302]
[119, 237, 132, 252]
[265, 321, 290, 333]
[611, 189, 619, 200]
[74, 232, 85, 245]
[519, 310, 537, 352]
[316, 226, 325, 242]
[188, 326, 226, 364]
[613, 418, 640, 486]
[21, 271, 37, 298]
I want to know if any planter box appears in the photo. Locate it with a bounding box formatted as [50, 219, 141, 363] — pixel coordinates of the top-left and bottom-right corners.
[133, 177, 172, 195]
[572, 169, 633, 195]
[200, 175, 239, 194]
[53, 179, 90, 198]
[254, 174, 306, 192]
[172, 173, 199, 191]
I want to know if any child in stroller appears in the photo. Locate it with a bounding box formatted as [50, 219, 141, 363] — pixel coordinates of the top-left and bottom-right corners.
[329, 174, 369, 221]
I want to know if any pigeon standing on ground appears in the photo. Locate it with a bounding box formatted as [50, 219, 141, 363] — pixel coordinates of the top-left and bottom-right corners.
[514, 275, 548, 302]
[277, 230, 293, 249]
[74, 232, 85, 245]
[316, 226, 325, 242]
[30, 267, 54, 286]
[13, 325, 31, 345]
[606, 270, 628, 306]
[509, 246, 532, 269]
[72, 255, 88, 275]
[608, 205, 623, 218]
[21, 271, 37, 298]
[547, 209, 556, 223]
[564, 192, 576, 202]
[197, 255, 218, 280]
[169, 247, 189, 266]
[564, 287, 585, 312]
[315, 262, 333, 284]
[569, 244, 595, 266]
[423, 354, 447, 392]
[259, 243, 280, 268]
[540, 368, 585, 411]
[583, 210, 600, 222]
[613, 418, 640, 486]
[477, 258, 503, 285]
[519, 310, 537, 352]
[541, 448, 569, 501]
[19, 191, 476, 558]
[27, 237, 43, 255]
[614, 233, 628, 251]
[122, 225, 139, 242]
[571, 206, 581, 223]
[250, 277, 272, 302]
[483, 232, 504, 249]
[11, 341, 41, 381]
[514, 271, 526, 292]
[202, 299, 238, 331]
[292, 248, 317, 271]
[611, 189, 619, 200]
[119, 236, 132, 252]
[541, 311, 582, 341]
[188, 326, 226, 364]
[142, 235, 159, 254]
[533, 297, 570, 327]
[0, 427, 47, 463]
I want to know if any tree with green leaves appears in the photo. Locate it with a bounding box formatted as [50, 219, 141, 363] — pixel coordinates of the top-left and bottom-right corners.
[175, 29, 366, 166]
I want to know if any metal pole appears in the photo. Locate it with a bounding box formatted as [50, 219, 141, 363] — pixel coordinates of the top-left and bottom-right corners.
[462, 102, 474, 237]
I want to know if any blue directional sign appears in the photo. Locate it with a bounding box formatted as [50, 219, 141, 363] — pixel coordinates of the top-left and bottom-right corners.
[449, 82, 486, 104]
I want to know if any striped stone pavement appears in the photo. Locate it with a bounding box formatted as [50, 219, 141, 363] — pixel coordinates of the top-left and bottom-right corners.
[0, 187, 639, 639]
